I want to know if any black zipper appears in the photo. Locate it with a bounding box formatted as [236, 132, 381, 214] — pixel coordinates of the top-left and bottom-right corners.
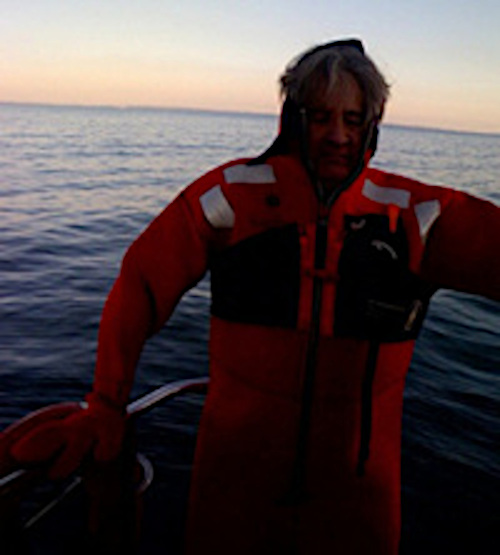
[356, 341, 380, 476]
[283, 166, 373, 503]
[284, 176, 381, 503]
[284, 213, 329, 504]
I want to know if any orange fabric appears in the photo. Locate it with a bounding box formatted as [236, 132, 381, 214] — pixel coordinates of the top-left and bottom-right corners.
[87, 154, 499, 554]
[9, 396, 126, 479]
[421, 191, 500, 299]
[0, 402, 81, 476]
[297, 223, 316, 331]
[319, 226, 340, 336]
[93, 196, 210, 406]
[388, 203, 400, 233]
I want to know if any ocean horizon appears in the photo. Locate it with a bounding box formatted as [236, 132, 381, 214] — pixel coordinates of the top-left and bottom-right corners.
[2, 100, 500, 139]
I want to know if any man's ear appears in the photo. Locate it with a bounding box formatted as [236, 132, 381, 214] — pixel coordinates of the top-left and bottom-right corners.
[280, 97, 303, 140]
[368, 125, 379, 157]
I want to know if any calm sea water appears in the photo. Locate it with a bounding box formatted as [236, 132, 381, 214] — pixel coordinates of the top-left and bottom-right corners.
[1, 103, 499, 553]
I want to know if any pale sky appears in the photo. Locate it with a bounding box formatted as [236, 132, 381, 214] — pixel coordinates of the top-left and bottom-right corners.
[2, 0, 500, 133]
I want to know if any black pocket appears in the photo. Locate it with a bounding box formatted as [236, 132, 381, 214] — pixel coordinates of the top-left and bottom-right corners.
[335, 214, 432, 341]
[210, 224, 301, 327]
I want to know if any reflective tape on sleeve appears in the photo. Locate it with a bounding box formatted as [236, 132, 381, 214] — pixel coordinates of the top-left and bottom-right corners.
[362, 179, 411, 209]
[223, 164, 276, 184]
[414, 200, 441, 242]
[199, 185, 235, 228]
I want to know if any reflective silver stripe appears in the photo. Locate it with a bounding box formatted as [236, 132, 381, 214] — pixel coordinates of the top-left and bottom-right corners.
[199, 185, 235, 228]
[414, 200, 441, 241]
[223, 164, 276, 184]
[362, 179, 411, 208]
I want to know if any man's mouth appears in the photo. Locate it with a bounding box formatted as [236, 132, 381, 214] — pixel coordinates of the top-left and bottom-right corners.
[319, 150, 352, 166]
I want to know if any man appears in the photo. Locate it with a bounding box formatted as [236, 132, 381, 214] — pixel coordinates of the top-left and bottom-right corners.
[10, 39, 500, 553]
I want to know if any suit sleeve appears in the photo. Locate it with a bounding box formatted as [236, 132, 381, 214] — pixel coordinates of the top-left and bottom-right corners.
[92, 193, 210, 406]
[421, 191, 500, 301]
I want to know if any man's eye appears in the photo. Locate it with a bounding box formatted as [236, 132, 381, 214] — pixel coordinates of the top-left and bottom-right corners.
[307, 109, 330, 124]
[345, 114, 364, 127]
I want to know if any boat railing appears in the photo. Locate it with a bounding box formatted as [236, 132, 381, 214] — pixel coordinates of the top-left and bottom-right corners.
[0, 377, 209, 553]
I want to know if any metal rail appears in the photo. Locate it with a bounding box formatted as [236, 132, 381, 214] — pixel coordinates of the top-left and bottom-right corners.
[0, 377, 209, 497]
[127, 377, 209, 418]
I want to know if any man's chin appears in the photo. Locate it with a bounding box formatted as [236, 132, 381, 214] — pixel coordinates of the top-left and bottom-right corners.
[317, 165, 353, 189]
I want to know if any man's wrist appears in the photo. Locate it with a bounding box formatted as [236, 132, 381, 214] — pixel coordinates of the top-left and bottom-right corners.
[84, 391, 127, 415]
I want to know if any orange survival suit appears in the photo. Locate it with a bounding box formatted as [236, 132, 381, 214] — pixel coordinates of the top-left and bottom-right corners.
[92, 143, 499, 554]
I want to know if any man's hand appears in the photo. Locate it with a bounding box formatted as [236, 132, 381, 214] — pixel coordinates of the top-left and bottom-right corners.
[9, 393, 126, 479]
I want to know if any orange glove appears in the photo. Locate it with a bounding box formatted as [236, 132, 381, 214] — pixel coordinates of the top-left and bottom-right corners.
[10, 393, 127, 480]
[0, 402, 80, 476]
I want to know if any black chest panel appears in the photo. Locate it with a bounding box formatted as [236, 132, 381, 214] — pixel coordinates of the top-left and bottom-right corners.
[209, 215, 434, 340]
[335, 214, 433, 341]
[210, 224, 301, 328]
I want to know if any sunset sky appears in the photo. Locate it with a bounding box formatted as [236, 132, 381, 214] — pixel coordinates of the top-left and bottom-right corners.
[2, 0, 500, 133]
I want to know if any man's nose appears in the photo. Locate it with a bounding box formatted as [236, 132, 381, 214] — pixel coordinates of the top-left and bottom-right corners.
[325, 117, 349, 144]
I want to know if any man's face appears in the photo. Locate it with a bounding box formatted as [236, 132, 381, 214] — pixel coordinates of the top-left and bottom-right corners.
[305, 72, 366, 189]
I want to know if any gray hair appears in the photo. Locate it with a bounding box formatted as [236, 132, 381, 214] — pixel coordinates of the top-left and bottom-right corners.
[280, 43, 390, 124]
